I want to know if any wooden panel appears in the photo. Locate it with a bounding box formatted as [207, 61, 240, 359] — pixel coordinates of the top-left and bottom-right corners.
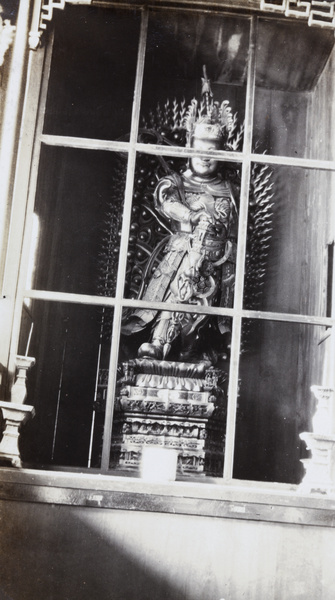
[256, 19, 334, 92]
[306, 43, 335, 163]
[253, 88, 308, 156]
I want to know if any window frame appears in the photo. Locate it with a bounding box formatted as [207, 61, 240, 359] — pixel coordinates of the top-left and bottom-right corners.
[1, 1, 335, 510]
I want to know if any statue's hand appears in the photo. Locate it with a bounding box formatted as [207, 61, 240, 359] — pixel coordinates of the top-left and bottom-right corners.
[215, 198, 230, 222]
[190, 210, 212, 226]
[188, 197, 206, 211]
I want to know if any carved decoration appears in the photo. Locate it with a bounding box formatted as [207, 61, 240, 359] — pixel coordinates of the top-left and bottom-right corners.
[40, 0, 66, 31]
[26, 0, 335, 47]
[260, 0, 335, 29]
[110, 359, 226, 475]
[22, 0, 335, 52]
[29, 0, 91, 50]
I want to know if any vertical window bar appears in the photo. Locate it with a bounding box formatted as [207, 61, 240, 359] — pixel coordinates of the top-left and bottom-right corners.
[223, 16, 257, 481]
[100, 8, 149, 471]
[326, 242, 334, 318]
[327, 239, 335, 389]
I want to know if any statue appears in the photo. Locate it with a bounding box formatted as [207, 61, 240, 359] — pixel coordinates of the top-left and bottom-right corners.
[122, 67, 237, 363]
[99, 69, 272, 474]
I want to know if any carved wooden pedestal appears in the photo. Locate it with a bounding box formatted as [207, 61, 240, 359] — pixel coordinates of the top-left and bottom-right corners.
[0, 356, 35, 468]
[111, 359, 226, 477]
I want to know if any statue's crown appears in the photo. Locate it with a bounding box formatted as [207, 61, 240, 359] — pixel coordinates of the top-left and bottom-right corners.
[184, 66, 233, 146]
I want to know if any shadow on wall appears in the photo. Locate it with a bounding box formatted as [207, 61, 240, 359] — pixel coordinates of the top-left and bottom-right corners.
[1, 496, 334, 600]
[0, 501, 187, 600]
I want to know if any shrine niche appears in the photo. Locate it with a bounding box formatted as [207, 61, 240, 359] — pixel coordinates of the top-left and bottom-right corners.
[5, 0, 331, 485]
[96, 68, 273, 476]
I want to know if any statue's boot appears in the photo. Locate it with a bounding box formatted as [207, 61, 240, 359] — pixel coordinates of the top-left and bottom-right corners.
[138, 315, 177, 360]
[138, 339, 164, 360]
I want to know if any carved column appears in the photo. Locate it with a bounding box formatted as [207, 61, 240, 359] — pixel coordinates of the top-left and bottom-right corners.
[0, 355, 35, 467]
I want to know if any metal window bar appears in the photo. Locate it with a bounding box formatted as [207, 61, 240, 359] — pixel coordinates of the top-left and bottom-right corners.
[100, 7, 149, 471]
[22, 289, 335, 327]
[39, 134, 335, 172]
[223, 15, 257, 481]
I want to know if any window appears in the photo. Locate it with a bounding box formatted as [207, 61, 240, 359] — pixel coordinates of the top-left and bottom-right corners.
[3, 3, 335, 490]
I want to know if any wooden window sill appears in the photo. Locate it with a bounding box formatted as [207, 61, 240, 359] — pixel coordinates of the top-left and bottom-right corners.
[0, 467, 334, 528]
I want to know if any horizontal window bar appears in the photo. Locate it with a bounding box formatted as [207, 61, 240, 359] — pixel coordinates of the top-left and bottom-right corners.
[93, 1, 266, 17]
[250, 153, 335, 171]
[40, 134, 335, 172]
[135, 143, 244, 162]
[40, 134, 130, 153]
[40, 133, 243, 161]
[24, 289, 117, 306]
[24, 290, 335, 326]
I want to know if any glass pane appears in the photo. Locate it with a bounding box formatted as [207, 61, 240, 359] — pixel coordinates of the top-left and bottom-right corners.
[109, 309, 231, 478]
[124, 153, 240, 326]
[253, 19, 335, 160]
[29, 145, 125, 297]
[140, 11, 250, 151]
[19, 300, 112, 469]
[234, 319, 326, 484]
[243, 164, 335, 317]
[43, 5, 140, 141]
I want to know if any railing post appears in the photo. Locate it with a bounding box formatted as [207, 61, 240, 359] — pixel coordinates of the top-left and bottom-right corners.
[0, 355, 35, 467]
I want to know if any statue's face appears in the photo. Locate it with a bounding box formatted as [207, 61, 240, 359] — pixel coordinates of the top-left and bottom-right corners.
[190, 138, 220, 177]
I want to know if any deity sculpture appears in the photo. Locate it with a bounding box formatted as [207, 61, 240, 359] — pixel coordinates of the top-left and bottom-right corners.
[122, 68, 237, 363]
[101, 70, 272, 474]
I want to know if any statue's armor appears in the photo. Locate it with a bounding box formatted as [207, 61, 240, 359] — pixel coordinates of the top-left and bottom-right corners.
[122, 169, 236, 358]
